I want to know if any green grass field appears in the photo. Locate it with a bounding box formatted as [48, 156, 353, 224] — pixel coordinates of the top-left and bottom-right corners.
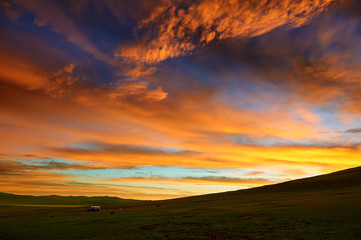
[1, 167, 360, 239]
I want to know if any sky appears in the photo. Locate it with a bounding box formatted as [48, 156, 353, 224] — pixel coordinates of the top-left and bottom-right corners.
[0, 0, 360, 200]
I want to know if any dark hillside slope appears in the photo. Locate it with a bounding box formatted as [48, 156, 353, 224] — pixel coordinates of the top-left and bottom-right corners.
[250, 166, 361, 192]
[158, 166, 361, 206]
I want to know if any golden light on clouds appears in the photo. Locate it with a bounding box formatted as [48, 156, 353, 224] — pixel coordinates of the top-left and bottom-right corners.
[0, 0, 360, 199]
[116, 0, 334, 65]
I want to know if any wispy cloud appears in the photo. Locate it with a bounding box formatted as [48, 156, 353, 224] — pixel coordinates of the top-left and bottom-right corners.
[12, 0, 113, 64]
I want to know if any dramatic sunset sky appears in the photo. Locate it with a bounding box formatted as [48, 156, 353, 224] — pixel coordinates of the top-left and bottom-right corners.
[0, 0, 360, 200]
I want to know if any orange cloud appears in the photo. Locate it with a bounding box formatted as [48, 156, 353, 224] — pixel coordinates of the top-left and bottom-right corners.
[0, 50, 48, 90]
[1, 61, 358, 185]
[116, 0, 334, 65]
[45, 63, 80, 97]
[108, 82, 168, 103]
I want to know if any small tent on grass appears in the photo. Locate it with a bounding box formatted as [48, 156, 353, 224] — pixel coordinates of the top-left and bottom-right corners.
[88, 206, 100, 211]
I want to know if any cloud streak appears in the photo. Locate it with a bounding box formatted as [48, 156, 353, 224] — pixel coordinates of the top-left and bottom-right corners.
[12, 0, 114, 64]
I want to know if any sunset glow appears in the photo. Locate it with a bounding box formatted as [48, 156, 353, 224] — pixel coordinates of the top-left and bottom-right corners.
[1, 0, 360, 200]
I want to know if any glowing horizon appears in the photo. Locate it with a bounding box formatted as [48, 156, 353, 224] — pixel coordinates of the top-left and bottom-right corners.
[0, 0, 360, 200]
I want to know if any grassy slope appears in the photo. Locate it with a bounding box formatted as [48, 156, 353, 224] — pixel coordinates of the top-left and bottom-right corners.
[0, 166, 360, 240]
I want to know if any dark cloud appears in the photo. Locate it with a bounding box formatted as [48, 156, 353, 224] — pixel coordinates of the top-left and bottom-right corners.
[108, 175, 274, 185]
[23, 154, 39, 158]
[201, 2, 361, 114]
[337, 0, 361, 19]
[0, 159, 102, 175]
[50, 142, 200, 157]
[183, 176, 274, 184]
[247, 171, 264, 176]
[344, 128, 361, 134]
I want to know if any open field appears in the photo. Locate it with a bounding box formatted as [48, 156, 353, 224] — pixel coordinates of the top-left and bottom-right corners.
[1, 167, 360, 240]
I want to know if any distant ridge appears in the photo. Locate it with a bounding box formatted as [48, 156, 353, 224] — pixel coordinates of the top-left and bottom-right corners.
[0, 192, 142, 206]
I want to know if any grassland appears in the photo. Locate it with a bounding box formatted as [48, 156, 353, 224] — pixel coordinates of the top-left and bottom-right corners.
[0, 166, 360, 239]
